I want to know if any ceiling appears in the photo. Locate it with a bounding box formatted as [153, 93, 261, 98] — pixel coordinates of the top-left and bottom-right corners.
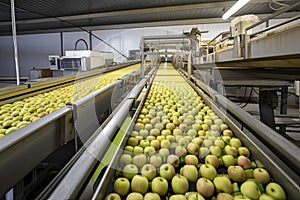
[0, 0, 299, 36]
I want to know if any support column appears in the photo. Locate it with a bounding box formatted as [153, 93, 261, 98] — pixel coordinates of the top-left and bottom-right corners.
[279, 87, 288, 134]
[11, 0, 20, 85]
[187, 50, 192, 80]
[141, 39, 145, 77]
[259, 90, 278, 130]
[60, 32, 64, 56]
[89, 31, 93, 50]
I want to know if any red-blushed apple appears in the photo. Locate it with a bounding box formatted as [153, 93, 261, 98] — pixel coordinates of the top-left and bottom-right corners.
[132, 154, 147, 167]
[159, 163, 176, 181]
[169, 194, 187, 200]
[237, 156, 251, 169]
[253, 168, 271, 184]
[223, 129, 233, 137]
[144, 192, 161, 200]
[185, 155, 199, 166]
[238, 147, 250, 157]
[214, 176, 232, 193]
[224, 145, 238, 157]
[175, 146, 187, 157]
[205, 154, 219, 168]
[222, 155, 237, 167]
[131, 175, 148, 194]
[199, 164, 217, 180]
[217, 193, 234, 200]
[123, 164, 138, 180]
[180, 165, 198, 182]
[167, 154, 180, 167]
[171, 174, 189, 194]
[266, 182, 286, 200]
[141, 164, 156, 181]
[220, 124, 229, 131]
[240, 180, 261, 200]
[105, 193, 121, 200]
[114, 177, 130, 196]
[151, 176, 168, 196]
[150, 154, 163, 168]
[126, 192, 143, 200]
[227, 165, 246, 182]
[196, 177, 215, 198]
[119, 154, 132, 166]
[187, 143, 200, 155]
[230, 138, 242, 148]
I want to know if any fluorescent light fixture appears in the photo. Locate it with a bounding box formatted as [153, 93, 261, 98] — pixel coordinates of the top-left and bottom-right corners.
[222, 0, 250, 20]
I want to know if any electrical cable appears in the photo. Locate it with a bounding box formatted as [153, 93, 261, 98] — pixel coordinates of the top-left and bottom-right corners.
[269, 0, 289, 11]
[1, 2, 129, 60]
[240, 87, 254, 108]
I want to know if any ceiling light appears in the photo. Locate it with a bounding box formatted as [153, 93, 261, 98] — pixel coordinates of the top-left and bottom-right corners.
[222, 0, 251, 20]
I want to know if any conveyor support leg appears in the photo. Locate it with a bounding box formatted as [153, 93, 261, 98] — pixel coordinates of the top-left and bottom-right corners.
[259, 90, 278, 130]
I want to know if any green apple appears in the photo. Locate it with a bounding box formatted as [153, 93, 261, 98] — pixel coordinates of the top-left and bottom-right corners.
[171, 174, 189, 194]
[151, 176, 168, 196]
[161, 139, 171, 148]
[192, 137, 203, 146]
[178, 137, 189, 148]
[166, 123, 176, 131]
[222, 155, 237, 167]
[144, 146, 156, 156]
[114, 177, 130, 196]
[131, 175, 148, 194]
[133, 146, 144, 154]
[151, 139, 160, 150]
[141, 164, 156, 181]
[135, 123, 144, 131]
[253, 168, 270, 184]
[150, 154, 163, 168]
[124, 146, 133, 153]
[258, 194, 275, 200]
[150, 128, 160, 137]
[140, 139, 150, 148]
[132, 154, 147, 167]
[159, 148, 170, 157]
[173, 128, 182, 136]
[167, 154, 180, 167]
[105, 193, 121, 200]
[217, 193, 234, 200]
[214, 139, 225, 149]
[160, 163, 175, 181]
[180, 165, 198, 182]
[119, 154, 132, 165]
[199, 164, 217, 180]
[240, 180, 261, 200]
[144, 192, 161, 200]
[166, 135, 175, 142]
[175, 146, 187, 157]
[169, 194, 187, 200]
[205, 155, 219, 168]
[210, 146, 222, 157]
[199, 147, 210, 158]
[234, 195, 251, 200]
[245, 169, 254, 178]
[223, 129, 233, 137]
[185, 155, 199, 166]
[186, 192, 205, 200]
[237, 156, 251, 169]
[126, 192, 143, 200]
[196, 177, 214, 198]
[128, 137, 139, 146]
[187, 143, 200, 155]
[227, 165, 246, 182]
[266, 182, 286, 200]
[123, 164, 138, 180]
[238, 147, 250, 157]
[213, 176, 232, 193]
[230, 138, 242, 148]
[202, 139, 214, 148]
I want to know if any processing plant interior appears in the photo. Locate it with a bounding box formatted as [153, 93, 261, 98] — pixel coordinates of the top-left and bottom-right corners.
[0, 0, 299, 199]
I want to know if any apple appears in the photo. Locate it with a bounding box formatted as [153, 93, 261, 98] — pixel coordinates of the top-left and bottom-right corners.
[171, 174, 189, 194]
[144, 192, 161, 200]
[185, 155, 199, 166]
[159, 163, 175, 180]
[169, 194, 187, 200]
[214, 139, 225, 149]
[124, 146, 133, 153]
[238, 147, 250, 157]
[133, 146, 144, 154]
[157, 135, 166, 142]
[199, 164, 217, 180]
[192, 137, 203, 146]
[213, 176, 232, 193]
[158, 148, 169, 158]
[151, 176, 168, 196]
[186, 192, 205, 200]
[187, 143, 200, 155]
[167, 154, 180, 167]
[166, 123, 176, 131]
[161, 129, 172, 136]
[155, 123, 164, 131]
[173, 128, 182, 136]
[144, 146, 156, 156]
[140, 139, 150, 148]
[131, 175, 148, 194]
[199, 147, 210, 158]
[150, 128, 160, 136]
[141, 164, 156, 180]
[223, 129, 233, 137]
[227, 165, 246, 182]
[202, 139, 214, 148]
[105, 193, 121, 200]
[119, 154, 132, 165]
[210, 146, 222, 157]
[114, 177, 130, 196]
[175, 146, 187, 157]
[126, 192, 143, 200]
[230, 138, 242, 148]
[178, 137, 189, 148]
[245, 169, 254, 178]
[240, 180, 261, 200]
[234, 195, 251, 200]
[161, 139, 171, 148]
[222, 155, 237, 167]
[196, 177, 215, 198]
[224, 145, 238, 157]
[266, 182, 286, 200]
[166, 135, 175, 142]
[144, 124, 152, 131]
[258, 194, 275, 200]
[150, 154, 163, 168]
[132, 154, 147, 167]
[217, 193, 234, 200]
[180, 165, 198, 182]
[237, 156, 251, 169]
[151, 139, 160, 150]
[205, 155, 219, 168]
[128, 137, 139, 146]
[253, 168, 270, 184]
[146, 135, 156, 141]
[123, 164, 138, 179]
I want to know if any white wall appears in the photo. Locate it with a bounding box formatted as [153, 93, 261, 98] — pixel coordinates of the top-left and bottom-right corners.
[0, 23, 230, 77]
